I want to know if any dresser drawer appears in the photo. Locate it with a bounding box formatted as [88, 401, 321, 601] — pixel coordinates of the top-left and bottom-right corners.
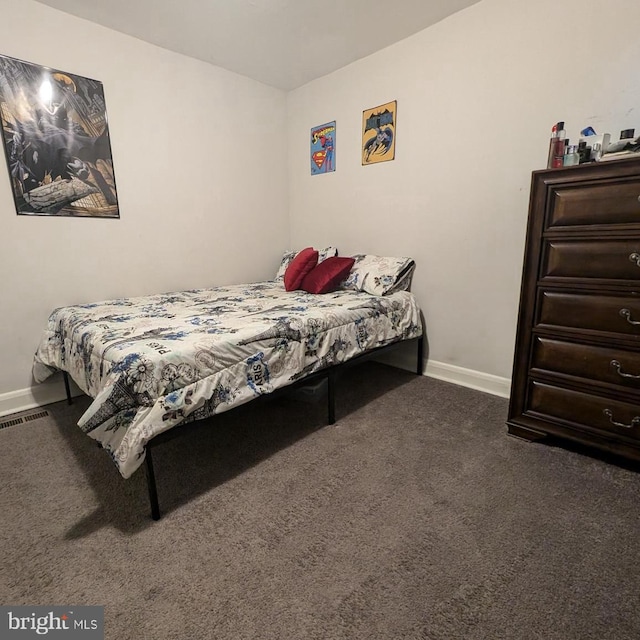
[543, 239, 640, 280]
[528, 380, 640, 440]
[537, 290, 640, 337]
[532, 336, 640, 390]
[548, 179, 640, 229]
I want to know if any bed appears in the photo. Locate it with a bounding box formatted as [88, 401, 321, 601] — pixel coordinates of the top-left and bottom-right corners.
[32, 253, 423, 519]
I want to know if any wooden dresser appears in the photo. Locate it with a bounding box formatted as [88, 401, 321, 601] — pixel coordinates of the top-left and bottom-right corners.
[507, 158, 640, 460]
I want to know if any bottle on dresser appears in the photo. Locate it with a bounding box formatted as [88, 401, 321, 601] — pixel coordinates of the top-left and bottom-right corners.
[577, 140, 591, 164]
[563, 144, 579, 166]
[546, 121, 566, 169]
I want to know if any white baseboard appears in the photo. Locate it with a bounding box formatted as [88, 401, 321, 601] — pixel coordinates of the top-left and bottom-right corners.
[0, 379, 82, 418]
[375, 348, 511, 398]
[423, 360, 511, 398]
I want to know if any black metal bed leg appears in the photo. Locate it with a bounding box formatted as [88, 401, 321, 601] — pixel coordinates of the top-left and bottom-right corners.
[63, 372, 73, 405]
[416, 336, 424, 376]
[145, 448, 161, 521]
[327, 371, 336, 425]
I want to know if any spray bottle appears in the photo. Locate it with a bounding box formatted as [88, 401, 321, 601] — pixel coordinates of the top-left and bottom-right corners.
[550, 121, 566, 169]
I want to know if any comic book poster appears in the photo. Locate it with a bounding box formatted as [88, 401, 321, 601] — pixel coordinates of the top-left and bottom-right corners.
[362, 100, 396, 165]
[310, 121, 336, 175]
[0, 54, 119, 217]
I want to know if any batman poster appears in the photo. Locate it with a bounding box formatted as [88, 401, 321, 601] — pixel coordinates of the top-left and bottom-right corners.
[0, 54, 119, 217]
[362, 100, 396, 166]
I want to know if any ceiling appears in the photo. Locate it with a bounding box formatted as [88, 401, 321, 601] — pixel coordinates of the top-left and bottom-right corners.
[35, 0, 480, 91]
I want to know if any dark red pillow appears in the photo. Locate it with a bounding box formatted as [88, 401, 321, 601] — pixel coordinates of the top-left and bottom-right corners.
[301, 256, 355, 294]
[284, 247, 319, 291]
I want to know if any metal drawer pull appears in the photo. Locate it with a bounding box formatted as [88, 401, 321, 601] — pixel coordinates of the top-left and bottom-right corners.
[619, 308, 640, 325]
[610, 359, 640, 379]
[603, 409, 640, 429]
[630, 253, 640, 267]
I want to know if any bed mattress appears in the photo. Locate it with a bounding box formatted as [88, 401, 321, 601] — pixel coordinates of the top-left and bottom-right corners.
[33, 281, 422, 478]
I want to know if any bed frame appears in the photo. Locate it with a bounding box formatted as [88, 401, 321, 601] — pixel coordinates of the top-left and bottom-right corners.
[63, 335, 423, 520]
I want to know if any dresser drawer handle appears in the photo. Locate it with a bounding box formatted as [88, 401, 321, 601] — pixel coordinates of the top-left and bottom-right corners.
[630, 253, 640, 267]
[603, 409, 640, 429]
[610, 359, 640, 379]
[619, 308, 640, 325]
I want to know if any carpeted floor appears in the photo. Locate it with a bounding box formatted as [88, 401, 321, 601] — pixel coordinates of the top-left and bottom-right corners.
[1, 362, 640, 639]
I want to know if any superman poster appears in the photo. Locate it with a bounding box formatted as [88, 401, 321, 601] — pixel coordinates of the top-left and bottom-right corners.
[310, 121, 336, 175]
[362, 101, 396, 165]
[0, 54, 119, 217]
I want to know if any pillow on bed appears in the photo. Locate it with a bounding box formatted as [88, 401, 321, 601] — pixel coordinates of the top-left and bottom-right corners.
[342, 254, 416, 295]
[284, 247, 319, 291]
[383, 261, 416, 295]
[275, 246, 338, 281]
[318, 246, 339, 263]
[301, 256, 355, 294]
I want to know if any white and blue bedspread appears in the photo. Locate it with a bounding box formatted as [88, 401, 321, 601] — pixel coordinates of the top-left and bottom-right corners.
[33, 281, 422, 478]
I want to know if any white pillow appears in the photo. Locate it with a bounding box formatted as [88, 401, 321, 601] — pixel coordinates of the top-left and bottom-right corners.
[341, 254, 415, 295]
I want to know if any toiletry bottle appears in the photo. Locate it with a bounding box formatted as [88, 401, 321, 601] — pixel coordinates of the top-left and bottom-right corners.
[578, 140, 591, 164]
[592, 142, 603, 161]
[564, 145, 580, 166]
[546, 123, 558, 168]
[551, 121, 566, 168]
[621, 129, 635, 143]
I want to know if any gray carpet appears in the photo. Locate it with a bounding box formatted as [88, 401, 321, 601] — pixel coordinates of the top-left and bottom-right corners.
[1, 363, 640, 639]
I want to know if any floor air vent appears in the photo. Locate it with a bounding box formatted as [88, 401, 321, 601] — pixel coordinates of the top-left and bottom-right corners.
[0, 409, 49, 430]
[23, 410, 49, 422]
[0, 417, 24, 429]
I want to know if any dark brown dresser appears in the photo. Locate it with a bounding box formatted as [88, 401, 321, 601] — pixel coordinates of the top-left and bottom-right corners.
[507, 158, 640, 460]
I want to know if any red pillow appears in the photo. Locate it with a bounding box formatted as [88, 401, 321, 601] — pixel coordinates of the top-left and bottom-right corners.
[284, 247, 319, 291]
[301, 256, 355, 294]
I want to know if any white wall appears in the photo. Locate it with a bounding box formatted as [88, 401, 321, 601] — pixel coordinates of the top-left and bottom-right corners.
[286, 0, 640, 393]
[4, 0, 640, 413]
[0, 0, 288, 409]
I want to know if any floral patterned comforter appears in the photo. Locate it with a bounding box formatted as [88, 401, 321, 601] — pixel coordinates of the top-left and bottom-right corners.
[33, 281, 422, 478]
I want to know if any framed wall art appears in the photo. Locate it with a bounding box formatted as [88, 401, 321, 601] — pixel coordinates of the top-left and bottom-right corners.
[362, 100, 396, 166]
[310, 120, 336, 175]
[0, 54, 119, 217]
